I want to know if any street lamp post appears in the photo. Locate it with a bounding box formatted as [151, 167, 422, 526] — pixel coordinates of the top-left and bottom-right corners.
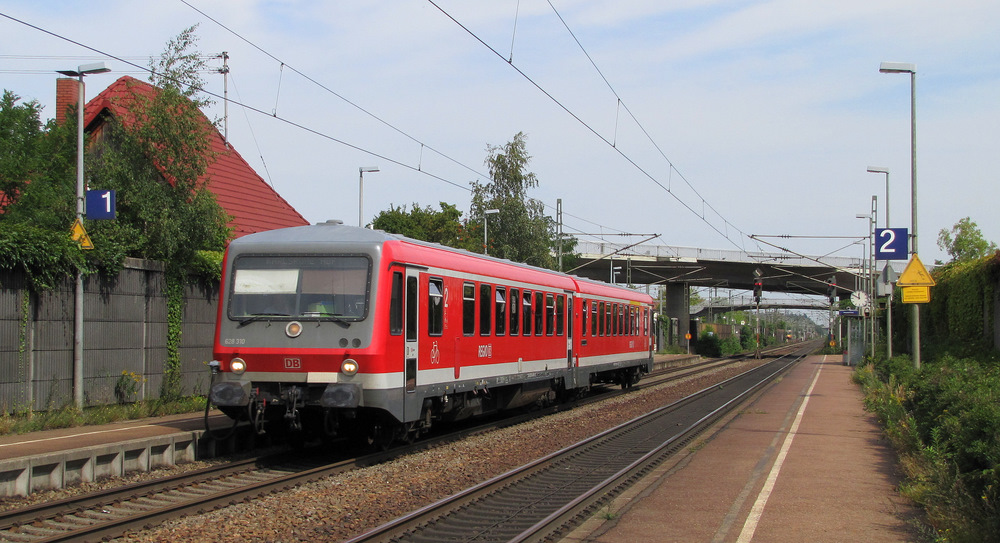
[879, 61, 919, 369]
[868, 166, 892, 359]
[56, 62, 111, 410]
[358, 166, 379, 227]
[483, 209, 499, 255]
[857, 208, 876, 359]
[610, 265, 622, 284]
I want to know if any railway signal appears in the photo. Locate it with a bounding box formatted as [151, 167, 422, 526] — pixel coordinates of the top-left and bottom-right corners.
[827, 277, 837, 305]
[753, 278, 762, 304]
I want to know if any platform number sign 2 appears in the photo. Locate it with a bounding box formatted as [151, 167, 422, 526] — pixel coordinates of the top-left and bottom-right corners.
[875, 228, 908, 260]
[85, 189, 116, 220]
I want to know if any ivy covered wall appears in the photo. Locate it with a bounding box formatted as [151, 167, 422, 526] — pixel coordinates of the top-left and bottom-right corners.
[893, 252, 1000, 353]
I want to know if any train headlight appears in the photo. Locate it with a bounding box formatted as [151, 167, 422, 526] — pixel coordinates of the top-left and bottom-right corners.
[285, 321, 303, 338]
[341, 358, 359, 376]
[230, 357, 247, 375]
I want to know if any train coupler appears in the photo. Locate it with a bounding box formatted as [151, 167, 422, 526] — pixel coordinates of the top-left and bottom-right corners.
[283, 386, 304, 433]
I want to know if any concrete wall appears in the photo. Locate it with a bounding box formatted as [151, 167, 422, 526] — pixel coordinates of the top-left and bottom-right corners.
[0, 259, 218, 411]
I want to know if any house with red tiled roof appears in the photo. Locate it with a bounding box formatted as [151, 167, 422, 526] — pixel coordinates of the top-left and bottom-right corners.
[56, 75, 307, 237]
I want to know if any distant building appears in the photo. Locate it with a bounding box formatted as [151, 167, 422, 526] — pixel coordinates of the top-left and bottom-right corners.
[56, 75, 308, 237]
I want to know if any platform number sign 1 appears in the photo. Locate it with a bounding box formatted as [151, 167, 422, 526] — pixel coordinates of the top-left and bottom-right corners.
[85, 189, 116, 220]
[875, 228, 908, 260]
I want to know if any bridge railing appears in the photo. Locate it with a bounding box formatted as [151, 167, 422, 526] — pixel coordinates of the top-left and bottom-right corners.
[576, 240, 861, 269]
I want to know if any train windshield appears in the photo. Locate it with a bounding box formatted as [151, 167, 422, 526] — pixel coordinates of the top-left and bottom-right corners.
[228, 255, 372, 322]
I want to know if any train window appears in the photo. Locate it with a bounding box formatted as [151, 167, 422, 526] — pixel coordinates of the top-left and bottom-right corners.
[567, 298, 573, 338]
[390, 272, 403, 336]
[555, 295, 564, 336]
[495, 287, 507, 336]
[534, 291, 544, 336]
[463, 283, 475, 336]
[612, 304, 618, 336]
[509, 288, 520, 335]
[480, 284, 492, 336]
[581, 300, 588, 337]
[229, 255, 372, 322]
[598, 302, 605, 336]
[606, 303, 613, 336]
[522, 291, 532, 336]
[427, 278, 444, 336]
[545, 294, 555, 336]
[406, 276, 418, 341]
[644, 309, 650, 335]
[591, 302, 598, 336]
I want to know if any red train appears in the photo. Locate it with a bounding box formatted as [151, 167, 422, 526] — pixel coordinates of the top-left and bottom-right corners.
[209, 220, 654, 446]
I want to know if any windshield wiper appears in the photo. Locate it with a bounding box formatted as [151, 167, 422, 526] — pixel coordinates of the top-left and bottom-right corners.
[311, 313, 352, 329]
[237, 312, 290, 327]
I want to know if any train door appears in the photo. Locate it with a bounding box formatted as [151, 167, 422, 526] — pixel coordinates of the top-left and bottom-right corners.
[404, 269, 419, 395]
[566, 291, 574, 368]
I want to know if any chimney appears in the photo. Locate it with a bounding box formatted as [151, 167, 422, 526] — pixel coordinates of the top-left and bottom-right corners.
[56, 77, 80, 125]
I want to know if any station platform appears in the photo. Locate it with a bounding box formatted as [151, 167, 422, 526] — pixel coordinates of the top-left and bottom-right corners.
[0, 412, 240, 498]
[567, 354, 925, 542]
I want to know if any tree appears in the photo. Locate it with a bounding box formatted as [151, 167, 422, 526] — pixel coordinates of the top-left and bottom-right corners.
[85, 27, 231, 399]
[0, 91, 83, 289]
[470, 132, 555, 268]
[149, 24, 213, 108]
[0, 91, 44, 204]
[372, 202, 477, 250]
[936, 217, 998, 264]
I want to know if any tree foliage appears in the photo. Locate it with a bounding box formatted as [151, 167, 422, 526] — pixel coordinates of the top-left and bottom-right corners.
[371, 202, 477, 250]
[470, 132, 555, 268]
[0, 91, 82, 289]
[148, 24, 213, 108]
[0, 91, 44, 204]
[937, 216, 998, 264]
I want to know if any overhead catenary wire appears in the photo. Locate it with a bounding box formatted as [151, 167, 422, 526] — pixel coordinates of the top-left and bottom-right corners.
[428, 0, 760, 256]
[175, 0, 660, 244]
[0, 8, 736, 255]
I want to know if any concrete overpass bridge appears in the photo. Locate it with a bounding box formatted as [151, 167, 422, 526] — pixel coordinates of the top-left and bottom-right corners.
[567, 240, 867, 348]
[690, 299, 833, 318]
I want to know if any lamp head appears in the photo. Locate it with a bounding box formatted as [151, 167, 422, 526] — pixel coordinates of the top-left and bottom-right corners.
[879, 61, 915, 74]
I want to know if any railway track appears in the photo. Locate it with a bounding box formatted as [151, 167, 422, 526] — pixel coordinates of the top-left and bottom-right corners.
[344, 343, 814, 543]
[0, 450, 370, 543]
[0, 345, 808, 542]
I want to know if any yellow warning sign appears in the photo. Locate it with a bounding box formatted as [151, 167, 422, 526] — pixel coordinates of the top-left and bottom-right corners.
[70, 218, 94, 250]
[902, 286, 931, 304]
[897, 253, 935, 286]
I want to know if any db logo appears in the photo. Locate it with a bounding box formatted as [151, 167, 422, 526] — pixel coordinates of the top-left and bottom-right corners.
[284, 358, 302, 369]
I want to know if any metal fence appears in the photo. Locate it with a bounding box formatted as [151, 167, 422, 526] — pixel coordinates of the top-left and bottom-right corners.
[0, 258, 218, 412]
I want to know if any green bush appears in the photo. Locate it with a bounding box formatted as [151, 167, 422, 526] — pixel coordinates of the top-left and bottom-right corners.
[696, 331, 721, 357]
[858, 353, 1000, 541]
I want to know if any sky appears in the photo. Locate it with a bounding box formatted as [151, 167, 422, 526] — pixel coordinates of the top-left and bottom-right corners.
[2, 0, 999, 269]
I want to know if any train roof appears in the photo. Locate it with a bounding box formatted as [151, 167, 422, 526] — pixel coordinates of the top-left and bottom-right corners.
[230, 220, 652, 304]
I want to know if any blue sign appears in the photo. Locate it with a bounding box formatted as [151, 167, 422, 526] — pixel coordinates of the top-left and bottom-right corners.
[875, 228, 908, 260]
[839, 310, 860, 316]
[85, 189, 116, 220]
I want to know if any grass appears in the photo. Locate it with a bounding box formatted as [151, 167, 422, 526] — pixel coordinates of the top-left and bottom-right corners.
[0, 396, 207, 436]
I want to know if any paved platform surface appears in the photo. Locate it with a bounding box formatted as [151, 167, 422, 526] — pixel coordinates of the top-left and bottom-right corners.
[0, 412, 226, 462]
[567, 354, 925, 542]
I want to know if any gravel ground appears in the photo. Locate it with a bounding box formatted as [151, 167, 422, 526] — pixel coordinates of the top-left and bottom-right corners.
[2, 361, 763, 542]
